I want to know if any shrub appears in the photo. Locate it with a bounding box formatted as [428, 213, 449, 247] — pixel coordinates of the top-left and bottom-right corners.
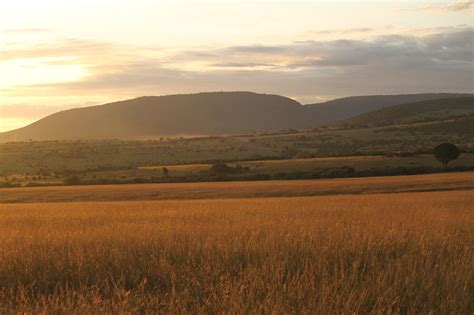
[210, 163, 249, 175]
[63, 176, 81, 186]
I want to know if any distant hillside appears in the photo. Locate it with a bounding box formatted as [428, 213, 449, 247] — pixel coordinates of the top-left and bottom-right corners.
[339, 97, 474, 128]
[1, 91, 473, 142]
[0, 92, 309, 141]
[304, 93, 474, 124]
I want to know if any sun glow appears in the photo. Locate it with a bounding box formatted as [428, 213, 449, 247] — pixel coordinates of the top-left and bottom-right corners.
[0, 58, 87, 88]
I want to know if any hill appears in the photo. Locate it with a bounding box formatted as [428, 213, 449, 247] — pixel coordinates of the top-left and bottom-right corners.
[304, 93, 473, 124]
[1, 92, 473, 142]
[338, 97, 474, 128]
[0, 92, 309, 141]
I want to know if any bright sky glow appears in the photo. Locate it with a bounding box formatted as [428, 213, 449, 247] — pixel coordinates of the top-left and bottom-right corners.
[1, 0, 473, 131]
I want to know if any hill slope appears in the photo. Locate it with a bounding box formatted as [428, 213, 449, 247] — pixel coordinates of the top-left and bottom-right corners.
[0, 92, 309, 141]
[1, 92, 473, 141]
[304, 93, 473, 124]
[339, 97, 474, 128]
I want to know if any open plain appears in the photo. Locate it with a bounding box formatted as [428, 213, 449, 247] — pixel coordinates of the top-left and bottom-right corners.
[0, 173, 472, 313]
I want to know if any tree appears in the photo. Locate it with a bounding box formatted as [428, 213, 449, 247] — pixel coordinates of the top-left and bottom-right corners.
[162, 167, 169, 176]
[433, 143, 460, 167]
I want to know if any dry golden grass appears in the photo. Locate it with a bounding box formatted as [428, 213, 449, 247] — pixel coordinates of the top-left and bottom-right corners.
[0, 190, 472, 313]
[1, 171, 473, 203]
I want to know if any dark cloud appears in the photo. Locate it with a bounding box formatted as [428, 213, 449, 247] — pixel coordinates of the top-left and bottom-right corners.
[224, 45, 285, 54]
[218, 28, 474, 69]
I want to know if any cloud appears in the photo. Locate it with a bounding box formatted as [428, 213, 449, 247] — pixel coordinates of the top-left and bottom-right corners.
[309, 27, 374, 36]
[210, 62, 276, 68]
[400, 0, 474, 13]
[1, 28, 49, 34]
[3, 27, 473, 104]
[0, 38, 122, 62]
[223, 45, 286, 55]
[184, 28, 473, 70]
[449, 0, 474, 10]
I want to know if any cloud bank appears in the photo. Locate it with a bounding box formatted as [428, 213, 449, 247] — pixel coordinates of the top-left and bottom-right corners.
[2, 26, 473, 105]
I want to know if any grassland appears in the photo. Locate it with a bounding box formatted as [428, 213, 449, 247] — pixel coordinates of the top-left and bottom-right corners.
[1, 115, 472, 186]
[142, 154, 474, 174]
[0, 189, 472, 313]
[1, 171, 473, 203]
[2, 151, 474, 187]
[138, 153, 474, 178]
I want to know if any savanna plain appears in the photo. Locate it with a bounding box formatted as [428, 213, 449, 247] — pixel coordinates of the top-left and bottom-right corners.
[0, 174, 472, 313]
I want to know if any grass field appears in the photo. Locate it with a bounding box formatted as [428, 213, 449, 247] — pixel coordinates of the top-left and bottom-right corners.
[2, 150, 473, 187]
[1, 117, 472, 184]
[138, 153, 474, 177]
[0, 190, 472, 313]
[1, 171, 473, 203]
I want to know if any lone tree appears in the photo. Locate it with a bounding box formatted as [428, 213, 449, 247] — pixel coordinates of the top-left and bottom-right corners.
[433, 143, 461, 167]
[162, 167, 169, 176]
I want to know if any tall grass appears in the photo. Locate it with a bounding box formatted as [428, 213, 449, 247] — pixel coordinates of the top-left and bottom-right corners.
[2, 171, 473, 203]
[0, 191, 472, 313]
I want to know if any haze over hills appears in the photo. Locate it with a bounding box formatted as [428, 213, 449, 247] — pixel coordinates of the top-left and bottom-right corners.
[305, 93, 474, 124]
[0, 91, 473, 142]
[339, 97, 474, 128]
[0, 92, 307, 141]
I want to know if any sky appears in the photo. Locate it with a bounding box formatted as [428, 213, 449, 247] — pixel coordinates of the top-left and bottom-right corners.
[0, 0, 473, 132]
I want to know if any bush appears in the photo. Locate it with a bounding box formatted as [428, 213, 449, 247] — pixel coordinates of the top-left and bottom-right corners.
[210, 163, 249, 175]
[0, 181, 20, 188]
[63, 176, 81, 186]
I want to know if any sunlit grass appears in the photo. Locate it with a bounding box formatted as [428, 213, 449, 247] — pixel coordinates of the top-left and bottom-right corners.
[2, 171, 473, 203]
[0, 190, 472, 313]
